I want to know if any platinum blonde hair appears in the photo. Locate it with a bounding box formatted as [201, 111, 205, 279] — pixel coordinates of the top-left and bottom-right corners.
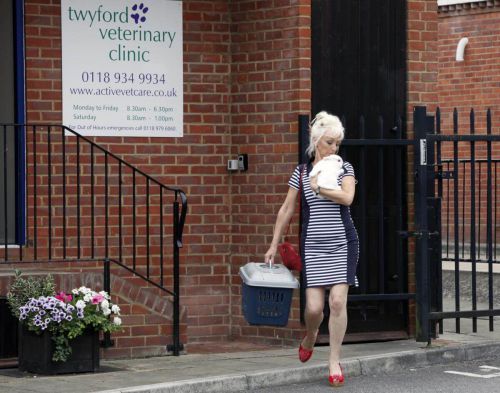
[305, 111, 345, 158]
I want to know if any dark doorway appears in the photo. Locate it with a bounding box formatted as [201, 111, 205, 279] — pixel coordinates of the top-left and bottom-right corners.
[311, 0, 406, 134]
[310, 0, 408, 340]
[0, 0, 25, 245]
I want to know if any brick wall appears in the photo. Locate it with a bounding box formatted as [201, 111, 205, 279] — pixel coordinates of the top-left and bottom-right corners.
[407, 0, 439, 119]
[177, 0, 233, 344]
[437, 8, 500, 130]
[228, 0, 311, 344]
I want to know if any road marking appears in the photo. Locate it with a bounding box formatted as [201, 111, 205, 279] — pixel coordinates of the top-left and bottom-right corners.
[479, 366, 500, 371]
[445, 365, 500, 379]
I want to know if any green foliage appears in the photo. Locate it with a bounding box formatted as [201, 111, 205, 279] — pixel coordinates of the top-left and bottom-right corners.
[51, 334, 72, 362]
[6, 270, 55, 318]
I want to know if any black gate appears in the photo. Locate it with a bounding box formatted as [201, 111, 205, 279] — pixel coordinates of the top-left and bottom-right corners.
[311, 0, 408, 339]
[298, 115, 415, 342]
[414, 106, 500, 343]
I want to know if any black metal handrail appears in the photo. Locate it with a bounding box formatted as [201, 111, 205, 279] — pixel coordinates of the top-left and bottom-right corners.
[1, 124, 187, 355]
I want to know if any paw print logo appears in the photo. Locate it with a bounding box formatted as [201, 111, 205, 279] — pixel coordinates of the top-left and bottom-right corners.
[131, 3, 149, 24]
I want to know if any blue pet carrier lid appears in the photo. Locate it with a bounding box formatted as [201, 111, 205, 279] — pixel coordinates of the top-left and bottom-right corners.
[239, 262, 300, 289]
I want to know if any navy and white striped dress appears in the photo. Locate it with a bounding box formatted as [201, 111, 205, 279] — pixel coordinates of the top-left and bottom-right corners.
[289, 162, 359, 288]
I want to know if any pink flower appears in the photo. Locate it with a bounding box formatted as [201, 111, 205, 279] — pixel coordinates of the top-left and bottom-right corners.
[91, 294, 105, 304]
[55, 292, 73, 303]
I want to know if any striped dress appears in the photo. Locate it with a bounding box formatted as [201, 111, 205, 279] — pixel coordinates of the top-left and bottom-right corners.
[288, 162, 359, 288]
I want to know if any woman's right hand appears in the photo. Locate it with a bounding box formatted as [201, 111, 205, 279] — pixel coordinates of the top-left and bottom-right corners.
[264, 245, 277, 265]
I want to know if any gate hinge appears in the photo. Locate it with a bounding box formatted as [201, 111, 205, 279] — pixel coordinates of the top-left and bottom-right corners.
[398, 230, 440, 239]
[398, 230, 423, 239]
[435, 170, 454, 180]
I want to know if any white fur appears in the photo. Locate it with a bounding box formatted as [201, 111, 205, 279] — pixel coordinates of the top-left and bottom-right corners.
[309, 155, 344, 198]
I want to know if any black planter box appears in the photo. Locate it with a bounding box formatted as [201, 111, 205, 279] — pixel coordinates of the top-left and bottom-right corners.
[18, 325, 100, 374]
[0, 297, 18, 358]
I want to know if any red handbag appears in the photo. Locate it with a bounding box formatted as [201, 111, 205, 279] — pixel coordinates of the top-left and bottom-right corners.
[278, 164, 305, 272]
[278, 242, 302, 272]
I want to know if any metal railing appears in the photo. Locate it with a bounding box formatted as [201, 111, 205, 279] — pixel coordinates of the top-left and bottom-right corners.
[1, 124, 187, 355]
[439, 158, 498, 263]
[414, 106, 500, 343]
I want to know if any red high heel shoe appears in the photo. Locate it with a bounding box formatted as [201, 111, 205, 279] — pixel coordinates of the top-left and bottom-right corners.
[298, 330, 318, 363]
[298, 341, 314, 363]
[328, 364, 345, 387]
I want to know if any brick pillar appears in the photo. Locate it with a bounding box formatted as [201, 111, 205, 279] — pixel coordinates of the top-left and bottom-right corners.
[406, 0, 438, 336]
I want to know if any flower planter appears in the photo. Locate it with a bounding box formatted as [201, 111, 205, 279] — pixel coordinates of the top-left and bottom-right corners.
[18, 325, 100, 374]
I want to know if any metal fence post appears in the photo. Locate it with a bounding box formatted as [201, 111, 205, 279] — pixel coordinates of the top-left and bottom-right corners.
[173, 199, 180, 355]
[101, 258, 114, 348]
[298, 114, 309, 325]
[166, 198, 182, 356]
[413, 106, 432, 344]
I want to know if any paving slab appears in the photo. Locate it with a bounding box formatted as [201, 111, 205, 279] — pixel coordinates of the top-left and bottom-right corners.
[1, 330, 499, 393]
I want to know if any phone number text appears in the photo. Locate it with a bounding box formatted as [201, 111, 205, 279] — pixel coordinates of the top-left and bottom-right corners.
[81, 72, 166, 85]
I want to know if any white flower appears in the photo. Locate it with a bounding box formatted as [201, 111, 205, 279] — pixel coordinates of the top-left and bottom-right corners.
[72, 289, 79, 295]
[83, 294, 92, 302]
[78, 286, 91, 295]
[103, 308, 111, 316]
[101, 299, 109, 310]
[75, 300, 86, 309]
[99, 290, 111, 300]
[111, 304, 120, 315]
[113, 316, 122, 326]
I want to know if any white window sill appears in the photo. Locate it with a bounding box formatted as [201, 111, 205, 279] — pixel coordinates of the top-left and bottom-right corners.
[438, 0, 484, 5]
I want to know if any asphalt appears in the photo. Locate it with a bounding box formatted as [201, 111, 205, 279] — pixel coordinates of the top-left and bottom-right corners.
[1, 319, 500, 393]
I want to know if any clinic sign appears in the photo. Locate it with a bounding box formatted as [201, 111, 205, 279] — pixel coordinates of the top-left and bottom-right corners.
[61, 0, 183, 137]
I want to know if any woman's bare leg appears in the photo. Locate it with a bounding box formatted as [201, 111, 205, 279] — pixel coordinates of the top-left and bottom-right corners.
[301, 287, 325, 348]
[328, 284, 349, 375]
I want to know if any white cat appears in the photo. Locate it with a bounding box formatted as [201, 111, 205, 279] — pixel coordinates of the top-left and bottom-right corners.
[309, 154, 344, 197]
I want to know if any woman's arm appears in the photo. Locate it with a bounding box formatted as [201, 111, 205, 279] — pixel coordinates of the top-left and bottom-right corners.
[264, 187, 299, 263]
[310, 175, 356, 206]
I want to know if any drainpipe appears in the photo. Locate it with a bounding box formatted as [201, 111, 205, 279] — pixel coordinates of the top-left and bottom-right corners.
[456, 37, 468, 62]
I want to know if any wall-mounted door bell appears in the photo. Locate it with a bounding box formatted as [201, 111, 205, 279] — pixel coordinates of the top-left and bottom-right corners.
[227, 154, 248, 172]
[238, 154, 248, 171]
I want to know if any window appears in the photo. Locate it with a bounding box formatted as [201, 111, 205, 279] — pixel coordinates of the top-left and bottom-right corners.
[438, 0, 484, 6]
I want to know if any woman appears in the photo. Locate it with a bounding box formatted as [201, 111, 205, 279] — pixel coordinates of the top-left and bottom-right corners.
[264, 111, 359, 387]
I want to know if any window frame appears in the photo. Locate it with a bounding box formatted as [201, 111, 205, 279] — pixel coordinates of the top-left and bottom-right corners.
[438, 0, 484, 6]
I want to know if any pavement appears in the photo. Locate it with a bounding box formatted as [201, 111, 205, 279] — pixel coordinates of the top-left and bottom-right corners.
[1, 319, 500, 393]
